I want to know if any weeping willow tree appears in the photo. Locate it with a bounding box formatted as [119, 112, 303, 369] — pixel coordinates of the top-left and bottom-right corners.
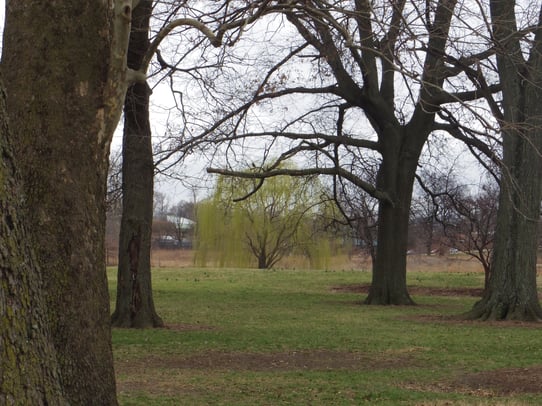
[196, 172, 337, 269]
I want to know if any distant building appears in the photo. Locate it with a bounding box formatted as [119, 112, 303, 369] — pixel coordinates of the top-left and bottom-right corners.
[166, 215, 195, 230]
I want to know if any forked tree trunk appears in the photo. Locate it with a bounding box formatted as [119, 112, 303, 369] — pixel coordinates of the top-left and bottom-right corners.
[0, 78, 65, 405]
[2, 1, 132, 403]
[112, 0, 164, 328]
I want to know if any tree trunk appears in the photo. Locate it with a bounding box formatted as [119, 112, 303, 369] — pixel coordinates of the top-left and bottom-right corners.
[0, 77, 67, 405]
[466, 120, 542, 320]
[466, 160, 542, 320]
[2, 1, 132, 403]
[365, 145, 417, 305]
[112, 80, 163, 327]
[112, 0, 164, 328]
[466, 0, 542, 321]
[258, 251, 267, 269]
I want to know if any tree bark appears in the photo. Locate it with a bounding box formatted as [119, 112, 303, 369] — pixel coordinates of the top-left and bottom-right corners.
[112, 0, 164, 328]
[364, 130, 419, 305]
[258, 250, 268, 269]
[466, 0, 542, 321]
[2, 1, 132, 403]
[466, 161, 542, 320]
[466, 91, 542, 321]
[0, 77, 67, 405]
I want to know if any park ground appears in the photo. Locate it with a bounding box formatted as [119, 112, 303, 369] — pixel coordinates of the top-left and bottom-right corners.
[111, 252, 542, 405]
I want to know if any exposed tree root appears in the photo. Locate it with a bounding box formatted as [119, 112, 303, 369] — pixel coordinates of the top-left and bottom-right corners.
[464, 296, 542, 322]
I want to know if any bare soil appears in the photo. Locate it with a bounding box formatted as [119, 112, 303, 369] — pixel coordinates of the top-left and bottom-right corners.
[115, 350, 418, 396]
[451, 366, 542, 396]
[117, 349, 416, 373]
[116, 348, 542, 397]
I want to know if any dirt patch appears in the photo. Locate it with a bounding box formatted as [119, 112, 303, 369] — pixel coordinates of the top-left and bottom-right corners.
[175, 349, 418, 371]
[116, 349, 417, 373]
[456, 365, 542, 395]
[116, 349, 420, 395]
[331, 284, 485, 297]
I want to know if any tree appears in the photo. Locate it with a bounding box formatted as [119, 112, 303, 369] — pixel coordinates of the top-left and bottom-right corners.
[465, 0, 542, 320]
[196, 172, 334, 269]
[107, 149, 123, 214]
[442, 182, 497, 289]
[113, 1, 273, 327]
[2, 1, 133, 402]
[194, 0, 497, 304]
[112, 0, 164, 328]
[416, 170, 498, 287]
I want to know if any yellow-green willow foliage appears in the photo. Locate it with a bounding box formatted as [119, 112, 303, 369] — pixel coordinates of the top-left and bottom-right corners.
[195, 171, 339, 269]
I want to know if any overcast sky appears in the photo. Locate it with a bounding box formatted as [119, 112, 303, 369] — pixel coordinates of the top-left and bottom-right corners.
[0, 2, 491, 208]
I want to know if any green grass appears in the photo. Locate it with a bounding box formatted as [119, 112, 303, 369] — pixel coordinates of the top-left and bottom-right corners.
[110, 267, 542, 405]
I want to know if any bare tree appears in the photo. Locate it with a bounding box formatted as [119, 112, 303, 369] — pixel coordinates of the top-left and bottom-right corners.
[417, 170, 497, 288]
[113, 0, 276, 328]
[332, 164, 379, 264]
[410, 190, 441, 256]
[173, 1, 498, 304]
[107, 148, 123, 214]
[464, 0, 542, 321]
[173, 199, 196, 220]
[112, 0, 164, 328]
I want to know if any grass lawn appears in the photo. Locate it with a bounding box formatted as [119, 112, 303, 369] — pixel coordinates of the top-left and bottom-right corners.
[110, 266, 542, 405]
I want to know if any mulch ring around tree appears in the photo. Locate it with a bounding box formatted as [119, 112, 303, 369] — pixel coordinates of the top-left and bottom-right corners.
[330, 283, 485, 297]
[332, 284, 542, 328]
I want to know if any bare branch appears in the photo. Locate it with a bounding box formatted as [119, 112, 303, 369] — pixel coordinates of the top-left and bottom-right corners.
[207, 166, 393, 204]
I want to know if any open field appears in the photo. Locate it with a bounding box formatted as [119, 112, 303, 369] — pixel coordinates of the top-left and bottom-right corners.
[110, 260, 542, 405]
[144, 249, 487, 273]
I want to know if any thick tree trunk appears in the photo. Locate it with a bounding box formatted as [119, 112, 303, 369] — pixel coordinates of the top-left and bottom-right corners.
[365, 149, 417, 305]
[0, 79, 66, 405]
[2, 1, 132, 403]
[466, 132, 542, 321]
[112, 0, 164, 328]
[361, 0, 453, 305]
[466, 0, 542, 321]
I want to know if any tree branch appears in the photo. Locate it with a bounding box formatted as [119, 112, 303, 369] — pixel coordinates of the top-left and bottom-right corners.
[207, 166, 393, 204]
